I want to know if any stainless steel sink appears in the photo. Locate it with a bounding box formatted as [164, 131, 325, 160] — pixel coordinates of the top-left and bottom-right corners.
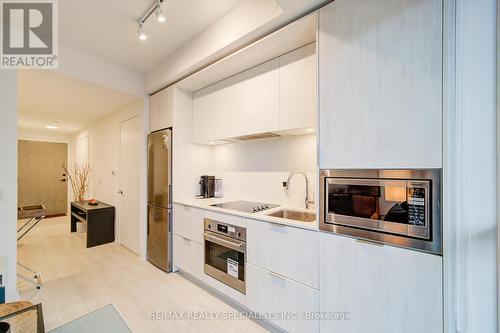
[267, 209, 316, 223]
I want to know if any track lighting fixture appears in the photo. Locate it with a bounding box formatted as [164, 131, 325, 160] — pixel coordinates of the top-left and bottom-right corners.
[137, 0, 167, 40]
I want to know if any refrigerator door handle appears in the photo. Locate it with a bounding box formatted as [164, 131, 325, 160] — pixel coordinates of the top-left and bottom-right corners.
[168, 210, 172, 233]
[168, 184, 172, 208]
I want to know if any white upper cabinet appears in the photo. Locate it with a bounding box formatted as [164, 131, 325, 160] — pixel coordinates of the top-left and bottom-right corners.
[319, 0, 443, 169]
[193, 87, 216, 143]
[192, 44, 317, 143]
[150, 86, 173, 132]
[212, 74, 244, 139]
[242, 59, 280, 134]
[193, 74, 244, 143]
[279, 43, 317, 131]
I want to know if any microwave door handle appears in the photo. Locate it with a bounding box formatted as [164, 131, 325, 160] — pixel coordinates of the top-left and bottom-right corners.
[204, 234, 245, 252]
[328, 178, 407, 188]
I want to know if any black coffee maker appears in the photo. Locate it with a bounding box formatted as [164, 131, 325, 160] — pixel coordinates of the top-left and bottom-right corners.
[199, 176, 215, 198]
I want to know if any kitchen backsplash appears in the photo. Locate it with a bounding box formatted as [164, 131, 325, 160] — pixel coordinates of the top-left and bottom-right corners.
[192, 134, 317, 209]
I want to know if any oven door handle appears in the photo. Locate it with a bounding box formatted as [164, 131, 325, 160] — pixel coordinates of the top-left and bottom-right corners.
[204, 233, 246, 253]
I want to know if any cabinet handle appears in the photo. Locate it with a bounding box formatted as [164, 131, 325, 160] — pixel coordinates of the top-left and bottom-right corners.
[269, 271, 287, 280]
[356, 239, 384, 247]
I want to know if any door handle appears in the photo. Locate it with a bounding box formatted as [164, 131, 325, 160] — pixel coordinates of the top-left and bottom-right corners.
[59, 179, 67, 182]
[168, 211, 172, 232]
[269, 271, 287, 280]
[168, 185, 172, 206]
[204, 233, 246, 252]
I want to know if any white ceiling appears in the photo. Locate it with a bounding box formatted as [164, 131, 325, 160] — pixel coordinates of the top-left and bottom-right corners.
[59, 0, 244, 73]
[18, 71, 141, 134]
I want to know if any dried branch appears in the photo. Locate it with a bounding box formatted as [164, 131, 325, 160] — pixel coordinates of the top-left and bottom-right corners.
[63, 163, 92, 201]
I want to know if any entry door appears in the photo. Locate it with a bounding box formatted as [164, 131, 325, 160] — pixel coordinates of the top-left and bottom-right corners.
[118, 116, 141, 254]
[18, 140, 68, 216]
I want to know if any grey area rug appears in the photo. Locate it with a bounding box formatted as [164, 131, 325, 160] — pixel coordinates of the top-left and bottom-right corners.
[49, 305, 132, 333]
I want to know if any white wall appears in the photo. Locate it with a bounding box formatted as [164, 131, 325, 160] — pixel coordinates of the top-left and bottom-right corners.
[74, 99, 148, 257]
[185, 135, 317, 209]
[75, 100, 143, 203]
[0, 70, 19, 301]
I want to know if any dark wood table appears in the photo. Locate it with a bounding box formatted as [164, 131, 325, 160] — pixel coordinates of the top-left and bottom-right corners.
[71, 201, 115, 248]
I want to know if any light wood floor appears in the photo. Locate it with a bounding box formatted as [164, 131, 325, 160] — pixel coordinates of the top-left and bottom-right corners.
[17, 216, 268, 333]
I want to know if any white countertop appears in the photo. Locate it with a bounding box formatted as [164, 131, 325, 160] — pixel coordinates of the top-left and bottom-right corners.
[174, 198, 319, 231]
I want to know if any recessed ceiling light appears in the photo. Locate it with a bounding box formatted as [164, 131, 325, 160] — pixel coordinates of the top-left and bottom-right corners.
[45, 121, 59, 130]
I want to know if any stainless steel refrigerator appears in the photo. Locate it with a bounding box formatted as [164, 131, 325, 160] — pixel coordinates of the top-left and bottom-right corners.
[147, 129, 172, 272]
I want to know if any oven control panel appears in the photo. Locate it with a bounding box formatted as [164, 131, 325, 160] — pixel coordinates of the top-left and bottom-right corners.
[204, 218, 246, 241]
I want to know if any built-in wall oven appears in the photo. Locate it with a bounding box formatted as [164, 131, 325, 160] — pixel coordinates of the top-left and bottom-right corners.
[320, 169, 442, 254]
[204, 219, 246, 294]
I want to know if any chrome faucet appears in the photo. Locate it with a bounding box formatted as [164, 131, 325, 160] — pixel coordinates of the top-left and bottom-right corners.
[286, 171, 314, 210]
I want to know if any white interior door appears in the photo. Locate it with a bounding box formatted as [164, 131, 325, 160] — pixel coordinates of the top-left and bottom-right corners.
[119, 116, 140, 254]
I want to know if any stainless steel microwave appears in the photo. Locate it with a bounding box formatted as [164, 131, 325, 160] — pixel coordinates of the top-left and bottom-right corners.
[320, 169, 442, 254]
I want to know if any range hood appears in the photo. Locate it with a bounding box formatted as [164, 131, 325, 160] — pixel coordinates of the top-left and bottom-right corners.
[233, 132, 281, 141]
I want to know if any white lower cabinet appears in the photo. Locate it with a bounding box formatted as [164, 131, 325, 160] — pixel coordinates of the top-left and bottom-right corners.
[246, 263, 319, 333]
[173, 234, 204, 280]
[247, 220, 318, 288]
[173, 204, 204, 244]
[319, 232, 443, 333]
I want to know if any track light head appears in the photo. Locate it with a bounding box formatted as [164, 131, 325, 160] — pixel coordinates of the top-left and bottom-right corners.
[155, 7, 166, 23]
[137, 23, 147, 40]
